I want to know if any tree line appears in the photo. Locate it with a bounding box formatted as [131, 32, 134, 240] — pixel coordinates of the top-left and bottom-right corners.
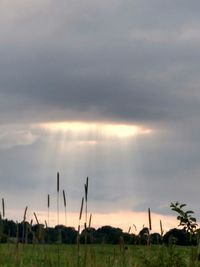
[0, 219, 199, 246]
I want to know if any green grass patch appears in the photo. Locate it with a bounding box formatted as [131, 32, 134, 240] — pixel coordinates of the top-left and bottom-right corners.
[0, 244, 199, 267]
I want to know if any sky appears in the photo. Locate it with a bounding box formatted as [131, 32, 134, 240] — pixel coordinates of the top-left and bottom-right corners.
[0, 0, 200, 233]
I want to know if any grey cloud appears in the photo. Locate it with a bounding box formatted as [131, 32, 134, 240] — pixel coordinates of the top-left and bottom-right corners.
[0, 0, 200, 220]
[0, 0, 200, 125]
[0, 125, 37, 149]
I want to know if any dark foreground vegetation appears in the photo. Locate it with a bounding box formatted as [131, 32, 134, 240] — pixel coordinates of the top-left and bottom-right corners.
[0, 174, 200, 266]
[0, 243, 199, 267]
[0, 200, 199, 247]
[0, 219, 199, 247]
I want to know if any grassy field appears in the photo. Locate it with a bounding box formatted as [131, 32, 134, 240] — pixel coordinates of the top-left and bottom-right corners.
[0, 243, 199, 267]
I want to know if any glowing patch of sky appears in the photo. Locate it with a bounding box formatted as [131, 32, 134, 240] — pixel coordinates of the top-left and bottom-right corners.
[6, 208, 179, 234]
[35, 121, 152, 139]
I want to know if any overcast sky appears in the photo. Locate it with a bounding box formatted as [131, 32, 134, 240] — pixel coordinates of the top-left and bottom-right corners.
[0, 0, 200, 229]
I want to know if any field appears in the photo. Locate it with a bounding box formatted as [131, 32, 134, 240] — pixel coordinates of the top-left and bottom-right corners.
[0, 243, 199, 267]
[0, 179, 199, 267]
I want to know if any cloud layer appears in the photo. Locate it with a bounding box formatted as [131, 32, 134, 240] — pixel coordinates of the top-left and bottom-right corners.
[0, 0, 200, 224]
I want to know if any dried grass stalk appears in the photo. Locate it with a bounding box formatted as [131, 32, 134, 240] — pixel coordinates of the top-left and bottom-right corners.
[84, 177, 89, 226]
[47, 194, 50, 226]
[160, 219, 163, 236]
[133, 224, 137, 232]
[57, 172, 60, 225]
[88, 213, 92, 229]
[63, 189, 67, 226]
[2, 198, 5, 218]
[48, 194, 50, 208]
[85, 177, 88, 202]
[23, 206, 28, 222]
[79, 197, 84, 221]
[148, 208, 152, 230]
[34, 212, 39, 225]
[57, 172, 60, 193]
[63, 190, 66, 207]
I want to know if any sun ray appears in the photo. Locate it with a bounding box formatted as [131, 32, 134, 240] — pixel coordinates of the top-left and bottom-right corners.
[35, 121, 153, 139]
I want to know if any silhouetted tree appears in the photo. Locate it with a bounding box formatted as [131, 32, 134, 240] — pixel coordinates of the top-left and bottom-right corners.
[94, 226, 123, 244]
[150, 233, 162, 244]
[138, 227, 149, 245]
[163, 228, 190, 246]
[170, 202, 197, 234]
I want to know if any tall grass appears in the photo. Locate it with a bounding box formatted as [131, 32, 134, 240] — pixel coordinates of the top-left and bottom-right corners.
[148, 208, 152, 231]
[160, 219, 163, 237]
[2, 198, 5, 218]
[88, 213, 92, 229]
[148, 208, 152, 246]
[84, 177, 89, 228]
[34, 212, 39, 225]
[1, 172, 200, 267]
[47, 194, 50, 227]
[77, 197, 84, 251]
[22, 206, 28, 243]
[57, 172, 60, 226]
[78, 197, 84, 233]
[133, 224, 137, 232]
[0, 243, 196, 267]
[63, 189, 67, 226]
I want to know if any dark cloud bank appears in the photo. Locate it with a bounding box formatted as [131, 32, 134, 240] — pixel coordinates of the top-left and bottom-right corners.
[0, 0, 200, 219]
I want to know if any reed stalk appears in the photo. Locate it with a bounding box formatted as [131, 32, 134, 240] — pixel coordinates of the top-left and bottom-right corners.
[88, 213, 92, 229]
[2, 198, 5, 218]
[57, 172, 60, 226]
[57, 172, 60, 267]
[24, 206, 28, 222]
[63, 189, 67, 226]
[88, 213, 93, 244]
[84, 177, 89, 250]
[16, 221, 19, 243]
[133, 224, 137, 232]
[77, 197, 84, 245]
[47, 194, 50, 227]
[148, 208, 152, 231]
[22, 206, 28, 243]
[34, 212, 39, 225]
[79, 197, 84, 229]
[84, 177, 88, 227]
[148, 208, 152, 246]
[77, 197, 84, 267]
[160, 219, 164, 237]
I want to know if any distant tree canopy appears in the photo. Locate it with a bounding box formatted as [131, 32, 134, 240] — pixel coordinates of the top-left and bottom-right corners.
[0, 218, 199, 246]
[170, 202, 197, 234]
[163, 228, 191, 246]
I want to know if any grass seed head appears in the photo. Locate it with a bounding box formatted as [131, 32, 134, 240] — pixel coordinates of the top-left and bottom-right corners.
[89, 213, 92, 228]
[148, 208, 152, 231]
[23, 206, 28, 222]
[2, 198, 5, 218]
[34, 212, 39, 225]
[63, 190, 66, 207]
[160, 219, 164, 236]
[48, 194, 50, 208]
[85, 177, 89, 202]
[79, 197, 84, 221]
[57, 172, 60, 193]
